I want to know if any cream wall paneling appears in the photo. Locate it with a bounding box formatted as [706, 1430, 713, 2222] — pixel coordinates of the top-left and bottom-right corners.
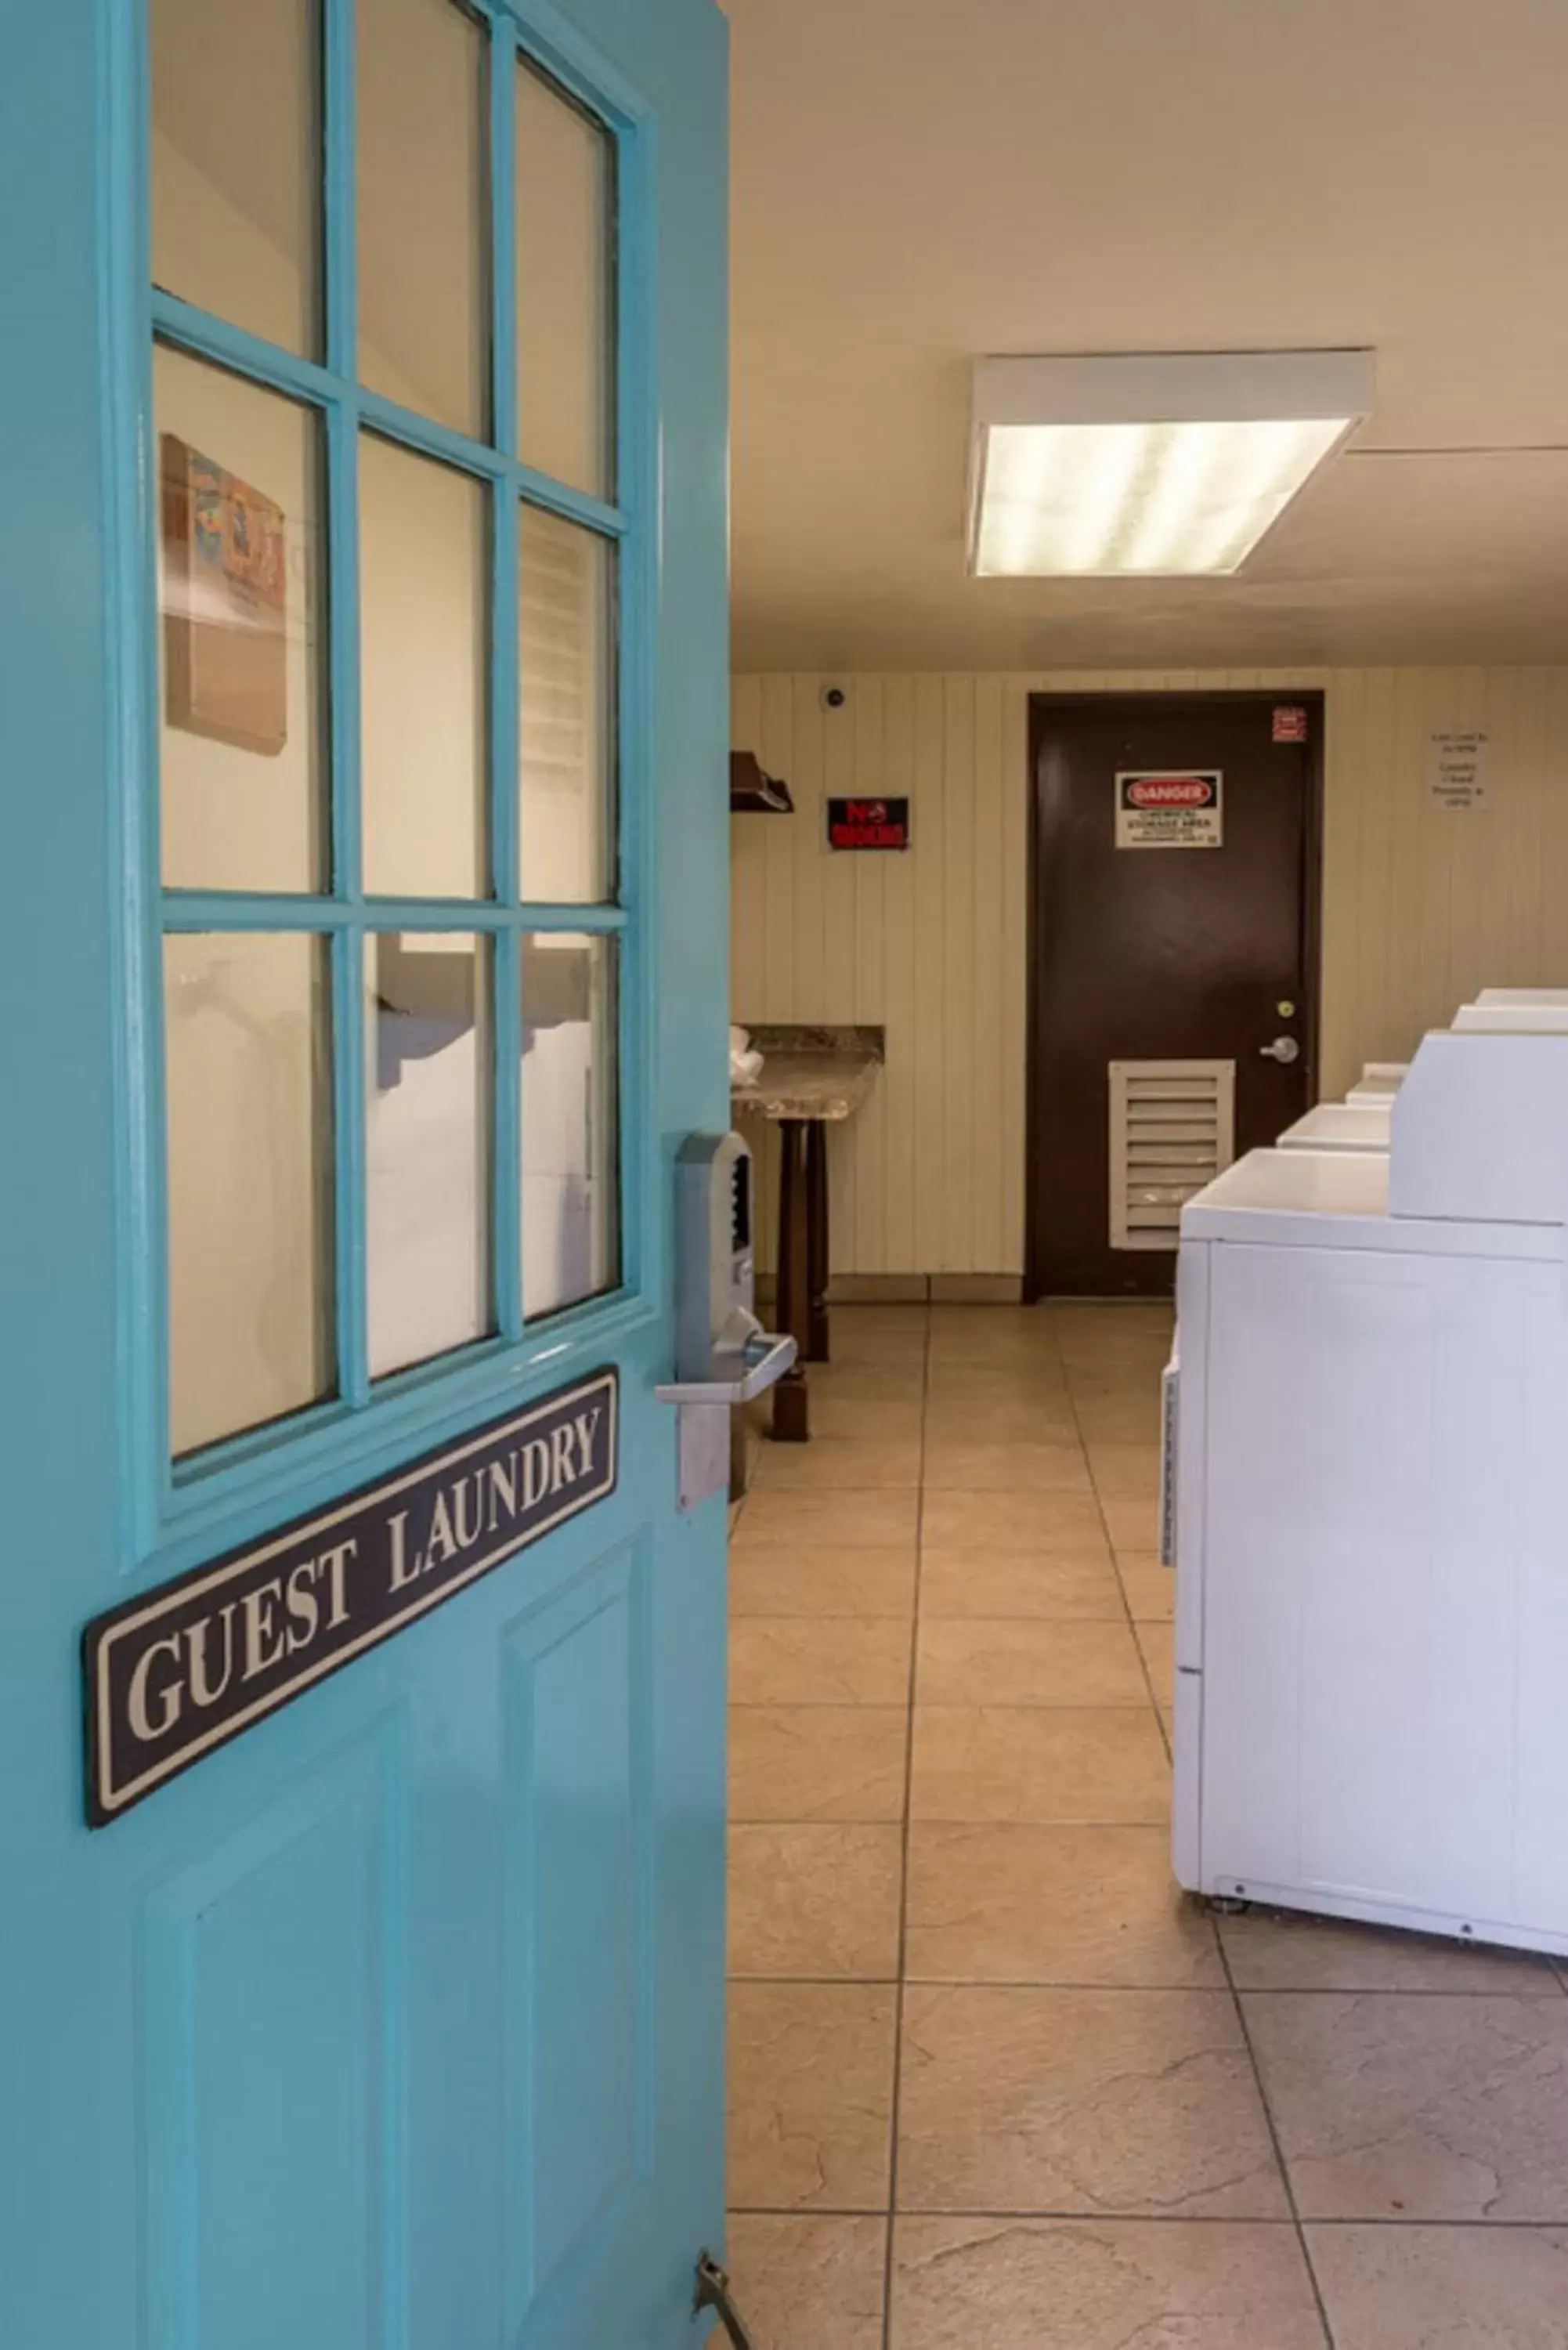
[732, 668, 1568, 1278]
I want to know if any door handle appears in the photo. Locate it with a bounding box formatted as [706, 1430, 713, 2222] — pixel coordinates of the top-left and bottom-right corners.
[656, 1327, 797, 1407]
[1259, 1036, 1300, 1064]
[657, 1323, 799, 1513]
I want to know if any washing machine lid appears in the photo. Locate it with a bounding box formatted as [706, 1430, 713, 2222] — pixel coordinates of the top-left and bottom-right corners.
[1346, 1061, 1407, 1102]
[1454, 1002, 1568, 1032]
[1277, 1101, 1390, 1152]
[1183, 1142, 1562, 1258]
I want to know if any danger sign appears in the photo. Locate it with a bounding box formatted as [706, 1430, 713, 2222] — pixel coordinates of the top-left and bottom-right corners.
[1115, 770, 1223, 850]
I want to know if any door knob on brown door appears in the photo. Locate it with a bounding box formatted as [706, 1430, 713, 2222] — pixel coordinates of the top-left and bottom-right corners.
[1260, 1036, 1300, 1063]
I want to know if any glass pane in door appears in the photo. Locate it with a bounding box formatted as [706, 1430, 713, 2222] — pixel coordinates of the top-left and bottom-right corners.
[518, 505, 616, 902]
[515, 60, 615, 497]
[358, 0, 490, 436]
[359, 434, 489, 898]
[164, 931, 334, 1454]
[522, 932, 618, 1318]
[151, 0, 322, 357]
[367, 932, 493, 1376]
[155, 344, 328, 892]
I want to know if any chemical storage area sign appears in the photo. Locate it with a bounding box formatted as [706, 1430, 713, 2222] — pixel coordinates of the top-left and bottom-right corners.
[1115, 771, 1223, 850]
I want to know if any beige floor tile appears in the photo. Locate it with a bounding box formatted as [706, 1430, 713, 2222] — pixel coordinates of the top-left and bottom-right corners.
[729, 1824, 904, 1979]
[750, 1437, 923, 1491]
[1116, 1554, 1174, 1621]
[911, 1705, 1170, 1824]
[1057, 1356, 1172, 1391]
[923, 1397, 1081, 1445]
[1061, 1356, 1172, 1392]
[897, 1985, 1288, 2216]
[926, 1364, 1074, 1408]
[1086, 1442, 1164, 1499]
[920, 1548, 1124, 1621]
[738, 1488, 921, 1549]
[729, 1706, 909, 1824]
[828, 1315, 930, 1365]
[1053, 1325, 1175, 1363]
[1064, 1339, 1171, 1374]
[1133, 1619, 1175, 1707]
[807, 1358, 927, 1405]
[1305, 2222, 1568, 2349]
[715, 2215, 886, 2350]
[1243, 1992, 1568, 2219]
[732, 1618, 913, 1706]
[1049, 1301, 1173, 1338]
[905, 1822, 1223, 1987]
[920, 1488, 1108, 1553]
[927, 1336, 1065, 1372]
[1072, 1400, 1165, 1447]
[728, 1981, 897, 2211]
[730, 1544, 917, 1620]
[1221, 1907, 1567, 1995]
[832, 1303, 930, 1334]
[893, 2218, 1328, 2349]
[1100, 1496, 1162, 1552]
[922, 1441, 1093, 1493]
[802, 1395, 924, 1443]
[916, 1617, 1147, 1708]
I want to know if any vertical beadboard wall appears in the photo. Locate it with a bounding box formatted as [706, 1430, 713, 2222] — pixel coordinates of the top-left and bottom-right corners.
[732, 667, 1568, 1276]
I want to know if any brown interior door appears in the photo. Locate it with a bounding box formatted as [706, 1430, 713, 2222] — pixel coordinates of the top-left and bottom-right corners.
[1027, 691, 1321, 1298]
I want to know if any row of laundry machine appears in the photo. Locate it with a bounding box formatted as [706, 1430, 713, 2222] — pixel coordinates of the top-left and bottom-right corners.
[1169, 988, 1568, 1954]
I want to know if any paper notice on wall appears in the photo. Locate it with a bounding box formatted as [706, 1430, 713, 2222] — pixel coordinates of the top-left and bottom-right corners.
[1115, 771, 1223, 850]
[1428, 730, 1490, 812]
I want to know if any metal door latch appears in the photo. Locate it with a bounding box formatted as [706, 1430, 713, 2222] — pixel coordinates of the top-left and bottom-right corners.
[694, 2251, 757, 2348]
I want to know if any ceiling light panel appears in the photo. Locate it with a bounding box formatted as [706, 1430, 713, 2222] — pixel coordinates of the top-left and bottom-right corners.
[969, 350, 1375, 578]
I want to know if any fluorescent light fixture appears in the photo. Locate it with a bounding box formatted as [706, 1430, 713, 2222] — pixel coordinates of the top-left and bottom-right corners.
[968, 349, 1375, 577]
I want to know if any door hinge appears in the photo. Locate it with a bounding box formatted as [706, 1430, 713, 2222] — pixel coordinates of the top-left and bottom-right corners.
[694, 2251, 757, 2348]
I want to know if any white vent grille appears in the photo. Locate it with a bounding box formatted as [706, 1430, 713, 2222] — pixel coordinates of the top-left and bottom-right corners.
[1108, 1059, 1235, 1250]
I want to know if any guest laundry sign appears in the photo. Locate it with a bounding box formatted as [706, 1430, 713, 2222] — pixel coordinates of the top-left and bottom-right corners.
[83, 1371, 617, 1823]
[1115, 771, 1223, 850]
[1428, 729, 1490, 812]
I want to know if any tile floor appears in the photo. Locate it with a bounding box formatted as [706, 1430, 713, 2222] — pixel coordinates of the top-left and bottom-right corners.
[717, 1301, 1568, 2349]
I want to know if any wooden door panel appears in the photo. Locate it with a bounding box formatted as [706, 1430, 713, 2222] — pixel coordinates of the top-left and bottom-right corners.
[141, 1726, 403, 2350]
[1028, 694, 1321, 1297]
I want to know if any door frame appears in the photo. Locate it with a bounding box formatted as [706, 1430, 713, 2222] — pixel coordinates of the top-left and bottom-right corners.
[1023, 687, 1326, 1303]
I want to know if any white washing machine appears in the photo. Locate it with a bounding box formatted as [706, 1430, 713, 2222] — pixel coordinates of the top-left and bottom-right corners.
[1169, 1029, 1568, 1956]
[1475, 987, 1568, 1008]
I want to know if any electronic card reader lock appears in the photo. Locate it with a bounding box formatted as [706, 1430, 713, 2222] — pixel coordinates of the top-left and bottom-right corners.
[656, 1132, 797, 1511]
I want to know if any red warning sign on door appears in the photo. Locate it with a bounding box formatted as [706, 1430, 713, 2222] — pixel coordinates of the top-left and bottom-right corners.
[1273, 706, 1310, 743]
[1115, 772, 1223, 849]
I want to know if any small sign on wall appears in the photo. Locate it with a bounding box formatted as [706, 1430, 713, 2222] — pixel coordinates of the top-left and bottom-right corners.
[1115, 772, 1223, 850]
[1428, 729, 1490, 812]
[826, 797, 911, 851]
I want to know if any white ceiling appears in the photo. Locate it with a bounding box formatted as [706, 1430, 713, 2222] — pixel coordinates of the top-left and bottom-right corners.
[725, 0, 1568, 670]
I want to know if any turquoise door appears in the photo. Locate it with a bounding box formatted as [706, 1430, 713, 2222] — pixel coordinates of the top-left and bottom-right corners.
[0, 0, 729, 2343]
